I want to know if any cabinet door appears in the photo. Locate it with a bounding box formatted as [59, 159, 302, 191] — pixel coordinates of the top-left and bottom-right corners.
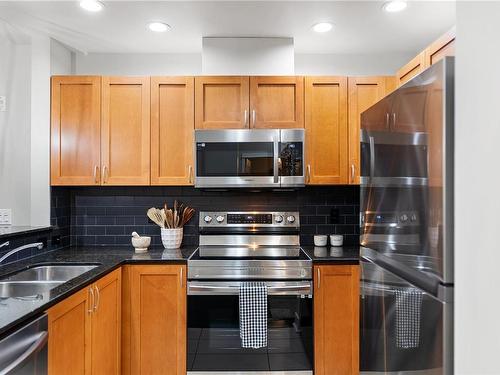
[101, 77, 150, 185]
[250, 76, 304, 128]
[396, 52, 426, 86]
[51, 76, 101, 186]
[48, 287, 92, 375]
[195, 76, 249, 129]
[425, 28, 455, 67]
[314, 265, 360, 375]
[348, 77, 389, 184]
[151, 77, 194, 185]
[305, 77, 348, 184]
[91, 269, 121, 375]
[129, 265, 186, 375]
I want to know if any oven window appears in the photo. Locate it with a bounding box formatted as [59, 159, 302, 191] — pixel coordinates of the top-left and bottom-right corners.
[279, 142, 303, 177]
[196, 142, 274, 177]
[187, 295, 313, 372]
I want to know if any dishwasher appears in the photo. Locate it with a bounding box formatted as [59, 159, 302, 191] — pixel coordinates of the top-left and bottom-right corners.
[0, 314, 48, 375]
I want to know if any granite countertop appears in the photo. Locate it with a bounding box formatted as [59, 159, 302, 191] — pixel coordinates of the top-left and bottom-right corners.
[0, 245, 196, 337]
[0, 226, 53, 240]
[302, 245, 360, 263]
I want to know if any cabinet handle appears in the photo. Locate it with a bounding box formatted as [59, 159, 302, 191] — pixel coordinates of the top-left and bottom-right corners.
[385, 113, 390, 128]
[94, 285, 100, 312]
[188, 165, 193, 184]
[251, 109, 256, 127]
[317, 268, 321, 290]
[306, 164, 311, 183]
[102, 166, 108, 183]
[244, 109, 248, 127]
[93, 165, 99, 184]
[392, 113, 396, 127]
[180, 267, 184, 288]
[88, 287, 94, 314]
[351, 163, 355, 183]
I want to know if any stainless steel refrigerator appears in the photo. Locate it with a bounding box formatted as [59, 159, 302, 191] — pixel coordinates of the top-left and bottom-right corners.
[359, 57, 454, 375]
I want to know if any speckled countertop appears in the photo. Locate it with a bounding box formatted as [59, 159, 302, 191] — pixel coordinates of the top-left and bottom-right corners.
[301, 246, 360, 263]
[0, 244, 359, 338]
[0, 246, 196, 337]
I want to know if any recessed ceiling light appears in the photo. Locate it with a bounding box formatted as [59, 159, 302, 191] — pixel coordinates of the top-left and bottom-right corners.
[382, 1, 408, 13]
[79, 0, 104, 12]
[311, 22, 334, 33]
[147, 22, 171, 33]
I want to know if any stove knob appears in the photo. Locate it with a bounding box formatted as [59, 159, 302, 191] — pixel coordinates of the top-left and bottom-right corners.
[216, 215, 225, 223]
[275, 215, 284, 223]
[410, 213, 418, 222]
[400, 214, 408, 222]
[286, 215, 296, 223]
[204, 215, 213, 223]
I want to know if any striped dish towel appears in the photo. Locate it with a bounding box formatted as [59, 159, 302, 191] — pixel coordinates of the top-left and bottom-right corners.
[395, 287, 423, 349]
[239, 282, 268, 349]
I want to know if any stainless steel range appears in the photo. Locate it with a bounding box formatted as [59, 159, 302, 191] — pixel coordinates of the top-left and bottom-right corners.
[187, 211, 313, 374]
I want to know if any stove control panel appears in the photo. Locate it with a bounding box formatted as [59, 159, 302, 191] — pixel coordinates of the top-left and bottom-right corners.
[199, 211, 300, 227]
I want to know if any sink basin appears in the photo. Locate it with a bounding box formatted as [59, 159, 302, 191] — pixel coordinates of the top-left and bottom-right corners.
[4, 264, 99, 283]
[0, 281, 63, 298]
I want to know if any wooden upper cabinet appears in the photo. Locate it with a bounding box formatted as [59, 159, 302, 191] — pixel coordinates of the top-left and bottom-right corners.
[425, 27, 455, 67]
[48, 287, 92, 375]
[101, 77, 151, 185]
[314, 265, 360, 375]
[396, 51, 426, 86]
[51, 76, 101, 186]
[195, 76, 249, 129]
[151, 77, 194, 185]
[305, 76, 348, 184]
[250, 76, 304, 128]
[127, 265, 186, 375]
[347, 76, 390, 184]
[91, 269, 121, 375]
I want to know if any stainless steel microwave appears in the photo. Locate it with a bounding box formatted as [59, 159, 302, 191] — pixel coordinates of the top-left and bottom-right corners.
[194, 129, 305, 188]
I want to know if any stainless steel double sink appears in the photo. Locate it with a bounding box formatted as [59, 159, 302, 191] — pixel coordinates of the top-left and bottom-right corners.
[0, 264, 99, 298]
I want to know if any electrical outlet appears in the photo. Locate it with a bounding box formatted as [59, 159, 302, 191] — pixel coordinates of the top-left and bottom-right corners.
[0, 96, 6, 112]
[0, 209, 12, 225]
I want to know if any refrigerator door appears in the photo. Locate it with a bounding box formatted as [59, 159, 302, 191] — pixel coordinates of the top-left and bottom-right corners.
[360, 256, 453, 375]
[360, 58, 454, 284]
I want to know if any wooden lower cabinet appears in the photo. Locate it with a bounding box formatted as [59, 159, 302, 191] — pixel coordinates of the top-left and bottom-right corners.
[314, 264, 359, 375]
[47, 269, 121, 375]
[122, 265, 186, 375]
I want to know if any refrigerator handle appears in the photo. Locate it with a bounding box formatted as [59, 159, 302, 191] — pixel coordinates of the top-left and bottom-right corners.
[369, 136, 375, 178]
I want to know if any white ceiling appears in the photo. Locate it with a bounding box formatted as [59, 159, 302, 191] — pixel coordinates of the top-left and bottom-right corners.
[0, 1, 456, 55]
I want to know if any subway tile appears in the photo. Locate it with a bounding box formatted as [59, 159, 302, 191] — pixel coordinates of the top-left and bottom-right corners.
[106, 226, 125, 235]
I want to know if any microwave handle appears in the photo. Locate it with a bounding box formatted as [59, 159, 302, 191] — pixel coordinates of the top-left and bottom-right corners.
[273, 137, 279, 183]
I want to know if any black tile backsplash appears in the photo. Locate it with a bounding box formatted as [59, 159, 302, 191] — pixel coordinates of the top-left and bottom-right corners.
[51, 186, 359, 247]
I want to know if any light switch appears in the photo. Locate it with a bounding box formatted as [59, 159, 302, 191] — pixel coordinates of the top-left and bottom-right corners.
[0, 209, 12, 225]
[0, 96, 6, 112]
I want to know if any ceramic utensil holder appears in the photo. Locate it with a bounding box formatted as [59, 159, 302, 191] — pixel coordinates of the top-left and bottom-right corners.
[161, 228, 183, 249]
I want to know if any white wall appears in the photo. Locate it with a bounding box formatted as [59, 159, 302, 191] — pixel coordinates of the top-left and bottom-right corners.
[76, 53, 201, 75]
[0, 36, 31, 225]
[295, 52, 415, 76]
[455, 2, 500, 374]
[51, 39, 74, 75]
[75, 51, 413, 76]
[202, 37, 294, 75]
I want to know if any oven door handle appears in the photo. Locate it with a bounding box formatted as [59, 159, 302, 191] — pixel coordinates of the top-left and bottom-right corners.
[187, 281, 313, 296]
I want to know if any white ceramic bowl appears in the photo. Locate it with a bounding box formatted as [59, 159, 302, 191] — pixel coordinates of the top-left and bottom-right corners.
[313, 235, 328, 247]
[131, 236, 151, 253]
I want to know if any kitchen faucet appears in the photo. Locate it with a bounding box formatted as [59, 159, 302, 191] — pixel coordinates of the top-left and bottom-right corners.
[0, 241, 9, 249]
[0, 242, 44, 265]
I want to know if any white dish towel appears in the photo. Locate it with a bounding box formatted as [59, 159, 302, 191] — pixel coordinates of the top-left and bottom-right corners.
[239, 282, 268, 349]
[395, 287, 423, 349]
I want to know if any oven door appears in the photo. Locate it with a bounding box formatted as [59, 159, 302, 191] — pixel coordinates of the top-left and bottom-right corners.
[187, 280, 314, 374]
[195, 129, 280, 188]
